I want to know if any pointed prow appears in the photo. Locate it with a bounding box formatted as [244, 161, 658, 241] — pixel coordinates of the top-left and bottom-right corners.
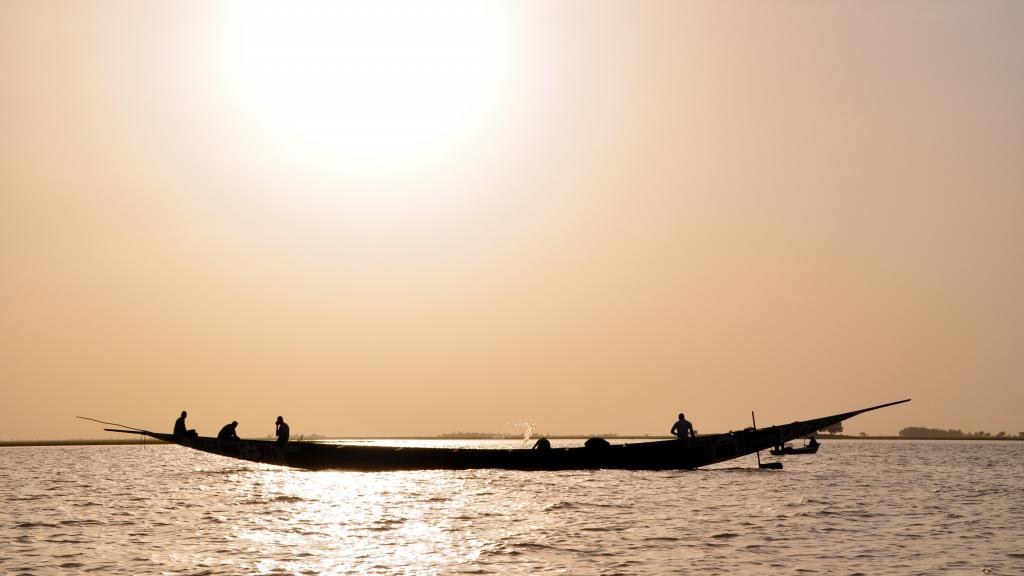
[839, 398, 910, 420]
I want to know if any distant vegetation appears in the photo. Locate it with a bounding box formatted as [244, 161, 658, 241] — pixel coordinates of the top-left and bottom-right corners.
[439, 432, 512, 439]
[438, 432, 632, 439]
[899, 427, 1024, 439]
[5, 428, 1023, 447]
[0, 438, 169, 447]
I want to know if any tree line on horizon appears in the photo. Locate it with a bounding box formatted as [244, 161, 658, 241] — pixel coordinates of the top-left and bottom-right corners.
[814, 423, 1024, 439]
[898, 426, 1024, 439]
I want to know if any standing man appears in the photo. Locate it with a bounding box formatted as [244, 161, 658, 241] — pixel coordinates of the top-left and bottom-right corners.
[671, 413, 695, 440]
[275, 416, 290, 445]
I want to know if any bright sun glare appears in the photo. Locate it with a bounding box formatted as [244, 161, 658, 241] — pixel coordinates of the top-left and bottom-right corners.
[221, 1, 513, 180]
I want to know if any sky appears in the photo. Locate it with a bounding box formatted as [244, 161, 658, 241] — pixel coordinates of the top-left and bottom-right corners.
[2, 1, 1022, 440]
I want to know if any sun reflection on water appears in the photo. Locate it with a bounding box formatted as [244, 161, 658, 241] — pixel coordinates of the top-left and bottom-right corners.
[230, 466, 483, 573]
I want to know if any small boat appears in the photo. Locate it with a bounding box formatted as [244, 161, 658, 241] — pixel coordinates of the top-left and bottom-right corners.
[769, 442, 820, 456]
[96, 399, 907, 472]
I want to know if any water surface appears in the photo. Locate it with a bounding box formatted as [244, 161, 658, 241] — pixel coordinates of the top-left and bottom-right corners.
[3, 439, 1022, 574]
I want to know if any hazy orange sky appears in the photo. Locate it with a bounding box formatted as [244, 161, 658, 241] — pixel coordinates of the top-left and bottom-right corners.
[2, 1, 1022, 440]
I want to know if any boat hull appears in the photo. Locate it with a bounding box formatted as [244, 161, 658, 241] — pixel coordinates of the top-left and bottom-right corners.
[112, 399, 908, 471]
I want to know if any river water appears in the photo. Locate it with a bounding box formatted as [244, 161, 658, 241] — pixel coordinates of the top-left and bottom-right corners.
[2, 439, 1022, 575]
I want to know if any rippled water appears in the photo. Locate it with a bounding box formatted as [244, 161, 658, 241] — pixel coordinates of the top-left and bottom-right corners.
[3, 439, 1023, 575]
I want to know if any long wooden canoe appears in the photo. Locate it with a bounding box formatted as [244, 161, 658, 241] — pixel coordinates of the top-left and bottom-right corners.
[769, 443, 820, 456]
[102, 399, 908, 471]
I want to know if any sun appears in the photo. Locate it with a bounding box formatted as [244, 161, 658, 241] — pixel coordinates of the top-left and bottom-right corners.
[218, 1, 513, 180]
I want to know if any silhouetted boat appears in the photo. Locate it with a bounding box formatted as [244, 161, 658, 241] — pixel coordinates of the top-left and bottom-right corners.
[99, 399, 908, 471]
[769, 443, 820, 456]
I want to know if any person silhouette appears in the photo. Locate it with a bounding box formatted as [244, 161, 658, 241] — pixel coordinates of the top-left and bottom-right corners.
[671, 413, 695, 440]
[173, 411, 199, 442]
[217, 421, 240, 440]
[532, 437, 551, 450]
[275, 416, 290, 445]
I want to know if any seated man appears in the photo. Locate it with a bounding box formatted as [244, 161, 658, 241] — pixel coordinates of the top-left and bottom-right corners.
[217, 421, 240, 440]
[671, 413, 696, 440]
[532, 437, 551, 450]
[173, 410, 199, 441]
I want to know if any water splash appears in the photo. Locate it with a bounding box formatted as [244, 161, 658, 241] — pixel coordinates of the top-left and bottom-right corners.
[509, 422, 536, 447]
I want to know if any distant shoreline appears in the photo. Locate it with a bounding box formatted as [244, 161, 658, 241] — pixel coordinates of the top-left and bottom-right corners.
[823, 435, 1023, 441]
[1, 435, 1021, 448]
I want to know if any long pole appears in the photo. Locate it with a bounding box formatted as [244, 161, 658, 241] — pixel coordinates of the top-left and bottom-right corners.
[751, 411, 761, 467]
[76, 416, 146, 432]
[752, 411, 782, 470]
